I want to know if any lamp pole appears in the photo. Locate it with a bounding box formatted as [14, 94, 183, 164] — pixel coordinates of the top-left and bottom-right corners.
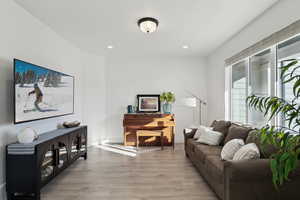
[184, 90, 207, 125]
[198, 99, 206, 125]
[189, 95, 206, 125]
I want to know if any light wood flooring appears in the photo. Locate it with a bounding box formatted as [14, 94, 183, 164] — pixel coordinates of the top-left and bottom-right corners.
[42, 144, 218, 200]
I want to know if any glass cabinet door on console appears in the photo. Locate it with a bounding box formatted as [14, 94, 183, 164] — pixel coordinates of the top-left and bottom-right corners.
[80, 133, 87, 153]
[57, 142, 68, 169]
[41, 146, 55, 183]
[70, 136, 80, 159]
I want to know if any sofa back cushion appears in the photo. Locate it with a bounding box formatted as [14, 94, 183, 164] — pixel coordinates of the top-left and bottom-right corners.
[211, 120, 231, 144]
[246, 130, 278, 158]
[224, 124, 252, 144]
[210, 120, 217, 127]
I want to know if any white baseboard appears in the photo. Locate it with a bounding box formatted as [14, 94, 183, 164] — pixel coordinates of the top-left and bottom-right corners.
[0, 182, 6, 200]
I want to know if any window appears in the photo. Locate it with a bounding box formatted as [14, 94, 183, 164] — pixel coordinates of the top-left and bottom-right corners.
[248, 49, 272, 127]
[231, 60, 247, 123]
[228, 34, 300, 127]
[277, 35, 300, 128]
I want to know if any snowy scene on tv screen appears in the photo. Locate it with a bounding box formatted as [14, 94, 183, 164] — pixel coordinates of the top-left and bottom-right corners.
[14, 60, 74, 123]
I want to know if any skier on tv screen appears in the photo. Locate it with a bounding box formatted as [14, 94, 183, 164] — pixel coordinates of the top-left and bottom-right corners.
[28, 83, 43, 112]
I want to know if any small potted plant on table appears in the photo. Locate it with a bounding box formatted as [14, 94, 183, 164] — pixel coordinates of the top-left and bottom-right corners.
[160, 92, 175, 114]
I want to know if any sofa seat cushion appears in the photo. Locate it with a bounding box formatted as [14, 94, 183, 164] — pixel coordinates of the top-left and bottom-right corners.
[205, 155, 224, 183]
[194, 144, 222, 164]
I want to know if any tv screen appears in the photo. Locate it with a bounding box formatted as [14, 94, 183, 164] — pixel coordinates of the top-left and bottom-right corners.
[14, 59, 74, 124]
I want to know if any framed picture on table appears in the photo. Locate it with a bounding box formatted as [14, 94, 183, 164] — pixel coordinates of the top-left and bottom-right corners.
[137, 94, 160, 113]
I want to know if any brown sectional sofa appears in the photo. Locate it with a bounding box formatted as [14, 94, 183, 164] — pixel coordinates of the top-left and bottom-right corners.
[184, 121, 300, 200]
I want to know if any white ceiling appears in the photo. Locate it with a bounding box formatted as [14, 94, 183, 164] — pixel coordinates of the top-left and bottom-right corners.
[15, 0, 279, 57]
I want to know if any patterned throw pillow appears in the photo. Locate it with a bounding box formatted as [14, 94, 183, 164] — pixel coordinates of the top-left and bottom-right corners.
[233, 143, 260, 161]
[221, 139, 245, 161]
[196, 129, 224, 146]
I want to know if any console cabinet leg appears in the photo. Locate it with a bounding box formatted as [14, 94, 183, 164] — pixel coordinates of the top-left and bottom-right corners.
[7, 192, 40, 200]
[7, 193, 13, 200]
[34, 192, 41, 200]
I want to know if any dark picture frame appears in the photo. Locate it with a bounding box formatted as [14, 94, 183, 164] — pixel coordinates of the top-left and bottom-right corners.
[137, 94, 161, 113]
[14, 58, 75, 124]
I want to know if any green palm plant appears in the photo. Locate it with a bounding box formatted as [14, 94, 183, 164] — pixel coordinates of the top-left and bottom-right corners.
[247, 59, 300, 188]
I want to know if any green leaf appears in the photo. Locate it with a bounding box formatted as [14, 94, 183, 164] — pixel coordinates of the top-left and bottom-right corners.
[270, 159, 279, 189]
[280, 60, 298, 78]
[293, 79, 300, 96]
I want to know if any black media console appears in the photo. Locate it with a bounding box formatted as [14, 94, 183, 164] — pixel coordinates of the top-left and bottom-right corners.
[6, 126, 87, 200]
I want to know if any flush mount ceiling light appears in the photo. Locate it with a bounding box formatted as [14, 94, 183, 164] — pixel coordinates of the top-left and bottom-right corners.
[138, 17, 159, 34]
[182, 45, 189, 49]
[107, 45, 114, 49]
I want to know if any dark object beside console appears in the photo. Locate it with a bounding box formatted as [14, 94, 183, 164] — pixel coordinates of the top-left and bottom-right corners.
[6, 126, 87, 200]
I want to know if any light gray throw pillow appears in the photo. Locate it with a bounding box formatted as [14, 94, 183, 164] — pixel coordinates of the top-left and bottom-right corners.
[193, 125, 212, 139]
[197, 129, 223, 146]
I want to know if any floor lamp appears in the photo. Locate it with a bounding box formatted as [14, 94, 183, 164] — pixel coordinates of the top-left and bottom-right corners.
[183, 96, 207, 125]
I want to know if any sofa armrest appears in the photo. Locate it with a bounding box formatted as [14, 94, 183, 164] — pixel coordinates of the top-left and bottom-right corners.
[183, 128, 197, 139]
[183, 128, 197, 151]
[224, 159, 272, 181]
[224, 159, 300, 200]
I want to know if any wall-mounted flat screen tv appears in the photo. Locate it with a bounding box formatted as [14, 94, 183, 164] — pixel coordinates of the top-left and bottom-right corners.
[14, 59, 74, 124]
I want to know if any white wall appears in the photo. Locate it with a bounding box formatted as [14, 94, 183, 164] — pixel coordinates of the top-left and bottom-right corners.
[82, 53, 107, 145]
[0, 0, 95, 198]
[207, 0, 300, 123]
[105, 56, 208, 144]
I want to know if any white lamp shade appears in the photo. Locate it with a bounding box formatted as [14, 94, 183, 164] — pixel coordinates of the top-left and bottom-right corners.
[183, 97, 197, 107]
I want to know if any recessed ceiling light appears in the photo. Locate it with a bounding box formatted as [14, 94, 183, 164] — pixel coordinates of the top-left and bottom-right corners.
[107, 45, 114, 49]
[182, 45, 189, 49]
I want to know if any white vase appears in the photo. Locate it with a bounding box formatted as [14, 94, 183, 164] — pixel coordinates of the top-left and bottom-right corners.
[17, 128, 38, 144]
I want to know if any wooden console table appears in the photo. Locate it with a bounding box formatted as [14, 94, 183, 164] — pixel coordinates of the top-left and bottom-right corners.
[123, 114, 175, 147]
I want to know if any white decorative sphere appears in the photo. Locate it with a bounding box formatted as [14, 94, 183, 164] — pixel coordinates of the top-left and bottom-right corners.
[17, 128, 38, 144]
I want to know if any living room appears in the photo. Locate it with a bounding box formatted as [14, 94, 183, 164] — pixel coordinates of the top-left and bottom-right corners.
[2, 0, 300, 200]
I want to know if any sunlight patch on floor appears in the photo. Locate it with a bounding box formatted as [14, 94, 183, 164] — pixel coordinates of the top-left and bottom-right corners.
[96, 143, 162, 157]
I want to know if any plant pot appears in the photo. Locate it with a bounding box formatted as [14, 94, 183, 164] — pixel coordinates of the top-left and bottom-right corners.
[162, 103, 172, 114]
